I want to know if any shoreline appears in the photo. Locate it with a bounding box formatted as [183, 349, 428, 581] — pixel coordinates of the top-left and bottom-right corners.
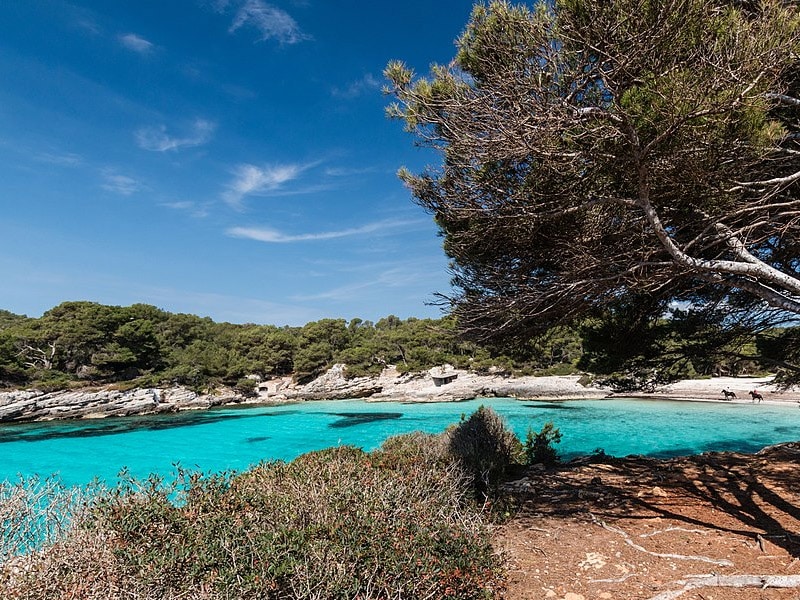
[618, 374, 800, 406]
[1, 366, 798, 423]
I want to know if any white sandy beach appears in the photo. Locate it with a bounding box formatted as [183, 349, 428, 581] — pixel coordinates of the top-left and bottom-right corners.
[622, 375, 800, 405]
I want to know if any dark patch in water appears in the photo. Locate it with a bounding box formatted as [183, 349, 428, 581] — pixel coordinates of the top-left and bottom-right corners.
[0, 412, 252, 444]
[774, 425, 800, 434]
[647, 438, 778, 459]
[524, 403, 582, 411]
[328, 412, 403, 428]
[246, 436, 270, 443]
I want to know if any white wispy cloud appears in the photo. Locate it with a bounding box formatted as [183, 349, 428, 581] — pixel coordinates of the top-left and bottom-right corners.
[101, 171, 143, 195]
[35, 152, 83, 166]
[163, 201, 194, 210]
[66, 4, 102, 35]
[324, 166, 378, 177]
[290, 263, 443, 303]
[331, 74, 382, 99]
[228, 0, 310, 44]
[118, 33, 155, 54]
[292, 280, 374, 302]
[226, 218, 425, 243]
[222, 163, 305, 208]
[75, 18, 100, 35]
[131, 284, 323, 326]
[162, 201, 210, 218]
[135, 119, 216, 152]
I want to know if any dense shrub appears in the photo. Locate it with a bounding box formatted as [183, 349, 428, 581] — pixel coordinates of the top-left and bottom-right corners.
[233, 377, 258, 397]
[524, 421, 562, 466]
[2, 442, 503, 599]
[373, 430, 453, 471]
[447, 406, 522, 496]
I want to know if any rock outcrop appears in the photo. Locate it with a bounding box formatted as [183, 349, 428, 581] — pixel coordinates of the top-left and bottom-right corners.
[282, 364, 382, 401]
[368, 369, 607, 403]
[0, 387, 240, 423]
[258, 364, 608, 404]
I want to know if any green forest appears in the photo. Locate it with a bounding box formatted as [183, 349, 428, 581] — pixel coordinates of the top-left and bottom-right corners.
[0, 301, 578, 392]
[0, 300, 789, 393]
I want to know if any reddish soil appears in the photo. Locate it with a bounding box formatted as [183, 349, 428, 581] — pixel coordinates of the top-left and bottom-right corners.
[494, 443, 800, 600]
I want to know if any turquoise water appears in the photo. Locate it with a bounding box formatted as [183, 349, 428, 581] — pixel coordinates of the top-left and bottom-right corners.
[2, 398, 799, 487]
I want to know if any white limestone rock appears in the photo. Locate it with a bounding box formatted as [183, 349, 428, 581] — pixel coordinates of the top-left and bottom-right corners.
[285, 364, 383, 401]
[0, 386, 243, 422]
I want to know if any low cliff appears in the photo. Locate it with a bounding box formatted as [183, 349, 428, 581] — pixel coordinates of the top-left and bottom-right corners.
[0, 387, 240, 422]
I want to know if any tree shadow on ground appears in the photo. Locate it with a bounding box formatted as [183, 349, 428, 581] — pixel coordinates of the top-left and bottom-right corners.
[505, 442, 800, 557]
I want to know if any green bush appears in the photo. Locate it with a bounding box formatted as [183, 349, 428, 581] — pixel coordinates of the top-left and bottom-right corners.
[447, 405, 521, 495]
[27, 369, 78, 392]
[534, 362, 580, 376]
[233, 377, 258, 397]
[524, 421, 562, 466]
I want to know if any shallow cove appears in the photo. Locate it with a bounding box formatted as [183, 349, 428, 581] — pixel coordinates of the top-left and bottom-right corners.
[2, 397, 799, 487]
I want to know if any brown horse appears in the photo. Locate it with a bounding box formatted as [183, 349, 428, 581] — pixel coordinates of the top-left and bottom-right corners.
[721, 389, 736, 400]
[749, 390, 763, 403]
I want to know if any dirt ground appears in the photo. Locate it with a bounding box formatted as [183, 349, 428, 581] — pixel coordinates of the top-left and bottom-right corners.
[494, 443, 800, 600]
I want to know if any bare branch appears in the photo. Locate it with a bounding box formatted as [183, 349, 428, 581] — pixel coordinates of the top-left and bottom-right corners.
[766, 92, 800, 107]
[732, 168, 800, 190]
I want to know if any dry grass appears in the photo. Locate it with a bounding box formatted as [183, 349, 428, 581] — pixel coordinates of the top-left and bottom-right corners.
[0, 476, 100, 562]
[1, 421, 509, 599]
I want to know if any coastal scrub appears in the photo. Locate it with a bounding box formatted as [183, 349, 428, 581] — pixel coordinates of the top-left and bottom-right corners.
[1, 433, 504, 599]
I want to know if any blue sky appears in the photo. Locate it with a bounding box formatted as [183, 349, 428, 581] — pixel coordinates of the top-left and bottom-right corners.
[0, 0, 476, 325]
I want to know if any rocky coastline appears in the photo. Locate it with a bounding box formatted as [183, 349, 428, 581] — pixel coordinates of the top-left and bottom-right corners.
[1, 364, 797, 423]
[0, 386, 236, 423]
[0, 364, 610, 423]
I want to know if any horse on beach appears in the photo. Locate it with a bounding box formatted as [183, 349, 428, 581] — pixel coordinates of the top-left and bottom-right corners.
[721, 389, 737, 400]
[749, 390, 764, 403]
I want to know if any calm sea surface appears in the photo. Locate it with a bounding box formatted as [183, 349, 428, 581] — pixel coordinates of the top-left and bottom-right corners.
[2, 397, 799, 487]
